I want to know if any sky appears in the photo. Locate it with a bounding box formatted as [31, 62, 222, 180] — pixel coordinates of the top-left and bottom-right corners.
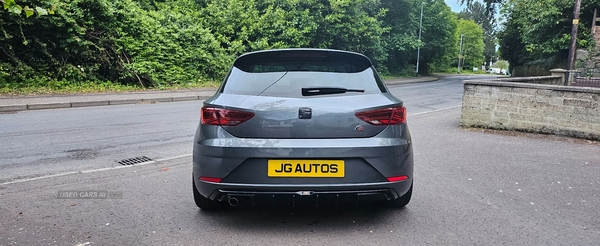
[445, 0, 466, 13]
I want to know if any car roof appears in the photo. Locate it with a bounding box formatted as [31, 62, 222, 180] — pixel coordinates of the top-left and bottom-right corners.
[233, 48, 373, 73]
[237, 48, 369, 59]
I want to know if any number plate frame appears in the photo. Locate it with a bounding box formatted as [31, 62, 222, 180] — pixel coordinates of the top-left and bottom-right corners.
[267, 160, 345, 178]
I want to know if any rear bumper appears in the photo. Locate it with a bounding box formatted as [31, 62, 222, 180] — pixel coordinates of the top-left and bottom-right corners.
[192, 124, 414, 204]
[218, 189, 397, 207]
[195, 179, 412, 203]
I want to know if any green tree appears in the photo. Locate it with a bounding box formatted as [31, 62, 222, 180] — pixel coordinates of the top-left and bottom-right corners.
[1, 0, 465, 90]
[199, 0, 388, 65]
[421, 0, 459, 73]
[1, 0, 122, 83]
[504, 0, 594, 56]
[252, 0, 318, 49]
[379, 0, 419, 74]
[1, 0, 228, 87]
[459, 0, 503, 17]
[497, 12, 528, 69]
[115, 0, 230, 86]
[381, 0, 457, 75]
[497, 0, 596, 69]
[1, 0, 55, 17]
[457, 19, 485, 70]
[317, 0, 388, 65]
[494, 60, 509, 70]
[459, 1, 496, 63]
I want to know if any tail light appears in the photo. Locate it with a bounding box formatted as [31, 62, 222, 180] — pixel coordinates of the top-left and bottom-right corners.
[201, 107, 254, 126]
[355, 106, 406, 125]
[199, 176, 222, 183]
[387, 175, 409, 182]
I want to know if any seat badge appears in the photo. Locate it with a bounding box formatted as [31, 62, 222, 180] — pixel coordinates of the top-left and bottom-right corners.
[354, 125, 364, 132]
[298, 107, 312, 119]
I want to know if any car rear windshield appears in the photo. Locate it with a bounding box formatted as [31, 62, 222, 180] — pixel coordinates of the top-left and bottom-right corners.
[220, 50, 386, 97]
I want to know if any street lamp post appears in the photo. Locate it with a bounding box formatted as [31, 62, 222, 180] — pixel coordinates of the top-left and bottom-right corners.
[566, 0, 582, 85]
[415, 2, 424, 77]
[457, 34, 464, 74]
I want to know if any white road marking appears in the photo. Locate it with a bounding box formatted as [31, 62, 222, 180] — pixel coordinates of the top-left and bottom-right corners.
[79, 164, 140, 174]
[156, 154, 192, 162]
[0, 171, 81, 186]
[0, 154, 192, 186]
[409, 105, 462, 116]
[74, 242, 93, 246]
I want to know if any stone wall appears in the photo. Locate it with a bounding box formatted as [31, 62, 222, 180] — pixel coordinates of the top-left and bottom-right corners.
[461, 79, 600, 140]
[511, 57, 567, 77]
[496, 75, 564, 86]
[512, 65, 552, 77]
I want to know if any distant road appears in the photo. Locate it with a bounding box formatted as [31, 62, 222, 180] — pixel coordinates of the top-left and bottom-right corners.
[388, 75, 493, 114]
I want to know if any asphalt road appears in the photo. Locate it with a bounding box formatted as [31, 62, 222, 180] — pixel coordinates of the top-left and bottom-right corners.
[1, 75, 599, 245]
[388, 75, 466, 114]
[0, 100, 200, 183]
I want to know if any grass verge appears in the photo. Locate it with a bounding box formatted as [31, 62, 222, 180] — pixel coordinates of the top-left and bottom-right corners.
[0, 80, 221, 96]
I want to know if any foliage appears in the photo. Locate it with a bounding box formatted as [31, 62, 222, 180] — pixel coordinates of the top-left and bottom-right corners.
[459, 0, 503, 17]
[381, 0, 458, 75]
[1, 0, 55, 17]
[494, 60, 509, 70]
[114, 0, 230, 86]
[316, 0, 389, 65]
[1, 0, 464, 92]
[496, 12, 528, 69]
[506, 0, 590, 55]
[421, 0, 459, 73]
[496, 0, 596, 69]
[457, 19, 485, 70]
[459, 1, 497, 62]
[1, 0, 229, 88]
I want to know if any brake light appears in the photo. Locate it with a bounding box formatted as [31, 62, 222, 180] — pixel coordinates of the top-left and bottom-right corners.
[199, 176, 222, 183]
[355, 106, 406, 125]
[387, 176, 409, 182]
[201, 107, 254, 126]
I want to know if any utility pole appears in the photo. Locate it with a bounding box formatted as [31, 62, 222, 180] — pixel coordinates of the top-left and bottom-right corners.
[415, 2, 424, 77]
[457, 34, 464, 74]
[566, 0, 582, 85]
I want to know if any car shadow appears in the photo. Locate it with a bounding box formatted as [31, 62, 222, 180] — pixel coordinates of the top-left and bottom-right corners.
[194, 202, 411, 233]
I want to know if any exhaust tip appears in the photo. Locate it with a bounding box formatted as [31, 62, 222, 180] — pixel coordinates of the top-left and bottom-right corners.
[227, 196, 239, 206]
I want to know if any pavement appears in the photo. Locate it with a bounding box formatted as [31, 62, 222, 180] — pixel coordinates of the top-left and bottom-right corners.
[0, 76, 439, 112]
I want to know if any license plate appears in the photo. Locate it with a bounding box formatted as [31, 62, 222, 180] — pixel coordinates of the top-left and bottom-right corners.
[268, 160, 345, 178]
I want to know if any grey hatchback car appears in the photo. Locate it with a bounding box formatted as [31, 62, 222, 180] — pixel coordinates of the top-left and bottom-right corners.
[192, 48, 413, 209]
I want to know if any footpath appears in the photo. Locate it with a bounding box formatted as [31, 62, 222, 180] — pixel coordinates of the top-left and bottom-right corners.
[0, 76, 438, 112]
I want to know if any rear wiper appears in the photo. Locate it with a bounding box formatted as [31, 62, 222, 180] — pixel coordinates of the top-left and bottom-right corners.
[302, 87, 365, 96]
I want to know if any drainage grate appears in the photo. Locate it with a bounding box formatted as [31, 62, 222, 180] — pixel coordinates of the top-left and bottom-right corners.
[118, 156, 153, 165]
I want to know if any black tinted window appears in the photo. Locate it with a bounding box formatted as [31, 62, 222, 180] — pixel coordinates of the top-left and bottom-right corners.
[222, 68, 384, 97]
[222, 50, 386, 97]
